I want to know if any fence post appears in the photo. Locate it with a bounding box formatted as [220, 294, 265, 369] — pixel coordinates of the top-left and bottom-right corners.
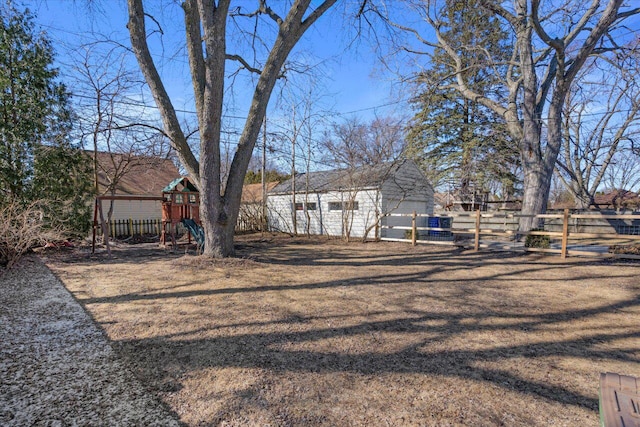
[412, 211, 417, 246]
[561, 208, 569, 259]
[129, 218, 133, 237]
[474, 209, 481, 252]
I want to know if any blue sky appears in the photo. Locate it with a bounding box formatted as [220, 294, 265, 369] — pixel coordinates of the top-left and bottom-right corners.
[19, 0, 415, 173]
[24, 0, 408, 123]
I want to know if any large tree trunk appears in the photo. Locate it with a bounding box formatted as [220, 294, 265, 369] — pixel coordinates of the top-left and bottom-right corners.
[514, 3, 547, 233]
[202, 213, 235, 257]
[473, 0, 633, 233]
[573, 192, 592, 210]
[519, 167, 551, 231]
[128, 0, 336, 258]
[519, 87, 567, 231]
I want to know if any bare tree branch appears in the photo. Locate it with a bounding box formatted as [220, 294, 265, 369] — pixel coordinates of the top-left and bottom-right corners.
[127, 0, 200, 182]
[226, 53, 262, 74]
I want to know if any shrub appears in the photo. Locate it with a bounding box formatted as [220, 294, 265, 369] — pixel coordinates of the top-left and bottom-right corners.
[0, 202, 65, 269]
[524, 229, 551, 249]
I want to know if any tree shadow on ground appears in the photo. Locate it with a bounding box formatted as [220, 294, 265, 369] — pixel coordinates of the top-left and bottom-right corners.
[58, 237, 640, 424]
[112, 292, 640, 413]
[79, 249, 625, 306]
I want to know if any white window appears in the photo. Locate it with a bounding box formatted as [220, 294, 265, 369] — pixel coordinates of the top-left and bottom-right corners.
[328, 201, 358, 211]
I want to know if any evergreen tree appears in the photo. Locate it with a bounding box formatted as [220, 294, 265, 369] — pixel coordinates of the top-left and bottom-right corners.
[0, 7, 91, 233]
[244, 169, 288, 185]
[405, 0, 520, 200]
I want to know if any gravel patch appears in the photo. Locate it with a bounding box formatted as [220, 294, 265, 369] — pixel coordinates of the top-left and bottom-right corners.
[0, 256, 181, 426]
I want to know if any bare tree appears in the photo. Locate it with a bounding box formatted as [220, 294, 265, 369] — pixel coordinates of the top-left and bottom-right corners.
[376, 0, 639, 231]
[556, 45, 640, 208]
[126, 0, 338, 257]
[603, 150, 640, 194]
[322, 116, 406, 241]
[73, 45, 173, 222]
[325, 116, 404, 168]
[271, 71, 331, 236]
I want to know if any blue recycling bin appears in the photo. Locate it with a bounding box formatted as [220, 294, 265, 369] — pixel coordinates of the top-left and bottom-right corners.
[428, 217, 441, 236]
[428, 216, 453, 239]
[440, 217, 452, 237]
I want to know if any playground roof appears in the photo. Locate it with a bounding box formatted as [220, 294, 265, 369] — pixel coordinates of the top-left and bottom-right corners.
[163, 176, 199, 193]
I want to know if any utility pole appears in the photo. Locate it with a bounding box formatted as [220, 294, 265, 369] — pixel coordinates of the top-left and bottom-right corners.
[291, 131, 297, 235]
[291, 104, 297, 235]
[262, 117, 267, 234]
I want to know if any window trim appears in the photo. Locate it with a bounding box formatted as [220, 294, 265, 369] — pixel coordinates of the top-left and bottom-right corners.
[328, 201, 359, 211]
[328, 201, 342, 211]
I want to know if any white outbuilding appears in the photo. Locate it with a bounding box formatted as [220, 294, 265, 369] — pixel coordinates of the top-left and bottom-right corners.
[267, 159, 434, 239]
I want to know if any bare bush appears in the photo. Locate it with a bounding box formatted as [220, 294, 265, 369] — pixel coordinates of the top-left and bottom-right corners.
[0, 202, 65, 269]
[237, 202, 265, 233]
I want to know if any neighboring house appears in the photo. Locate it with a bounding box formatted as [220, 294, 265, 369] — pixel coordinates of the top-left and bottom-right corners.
[94, 151, 181, 221]
[593, 190, 640, 211]
[267, 159, 434, 239]
[237, 182, 279, 232]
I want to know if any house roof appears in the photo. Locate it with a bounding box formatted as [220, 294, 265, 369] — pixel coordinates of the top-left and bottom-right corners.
[593, 190, 640, 208]
[242, 182, 279, 203]
[269, 160, 422, 195]
[93, 151, 181, 197]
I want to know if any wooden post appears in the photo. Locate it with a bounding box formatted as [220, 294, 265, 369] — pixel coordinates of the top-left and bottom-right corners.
[172, 223, 177, 248]
[561, 208, 569, 259]
[91, 198, 99, 253]
[129, 218, 133, 237]
[97, 199, 111, 256]
[412, 211, 417, 246]
[474, 209, 481, 252]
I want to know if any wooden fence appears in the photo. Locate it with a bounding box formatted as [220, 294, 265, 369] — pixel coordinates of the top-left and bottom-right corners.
[380, 209, 640, 260]
[94, 217, 261, 238]
[94, 218, 164, 238]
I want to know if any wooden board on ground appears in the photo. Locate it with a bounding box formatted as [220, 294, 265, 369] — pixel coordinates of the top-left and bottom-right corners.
[600, 372, 640, 427]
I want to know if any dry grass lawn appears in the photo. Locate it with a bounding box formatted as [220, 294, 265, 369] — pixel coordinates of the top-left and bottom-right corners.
[45, 235, 640, 426]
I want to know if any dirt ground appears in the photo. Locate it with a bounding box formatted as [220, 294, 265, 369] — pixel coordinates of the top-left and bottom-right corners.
[42, 234, 640, 426]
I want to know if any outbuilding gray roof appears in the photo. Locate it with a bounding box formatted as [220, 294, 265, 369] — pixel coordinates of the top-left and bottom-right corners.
[269, 159, 425, 195]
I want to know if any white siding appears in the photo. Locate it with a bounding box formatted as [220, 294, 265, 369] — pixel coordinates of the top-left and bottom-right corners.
[379, 162, 434, 240]
[268, 189, 381, 238]
[381, 161, 434, 204]
[268, 161, 435, 240]
[99, 199, 163, 221]
[381, 199, 432, 240]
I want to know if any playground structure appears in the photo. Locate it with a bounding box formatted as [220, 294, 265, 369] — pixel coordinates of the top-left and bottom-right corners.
[161, 177, 204, 247]
[91, 176, 204, 253]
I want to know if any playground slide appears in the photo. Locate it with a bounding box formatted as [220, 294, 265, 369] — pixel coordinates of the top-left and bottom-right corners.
[181, 218, 205, 247]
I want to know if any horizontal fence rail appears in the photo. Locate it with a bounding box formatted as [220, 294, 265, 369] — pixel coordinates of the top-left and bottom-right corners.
[93, 217, 261, 239]
[94, 218, 178, 238]
[380, 209, 640, 260]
